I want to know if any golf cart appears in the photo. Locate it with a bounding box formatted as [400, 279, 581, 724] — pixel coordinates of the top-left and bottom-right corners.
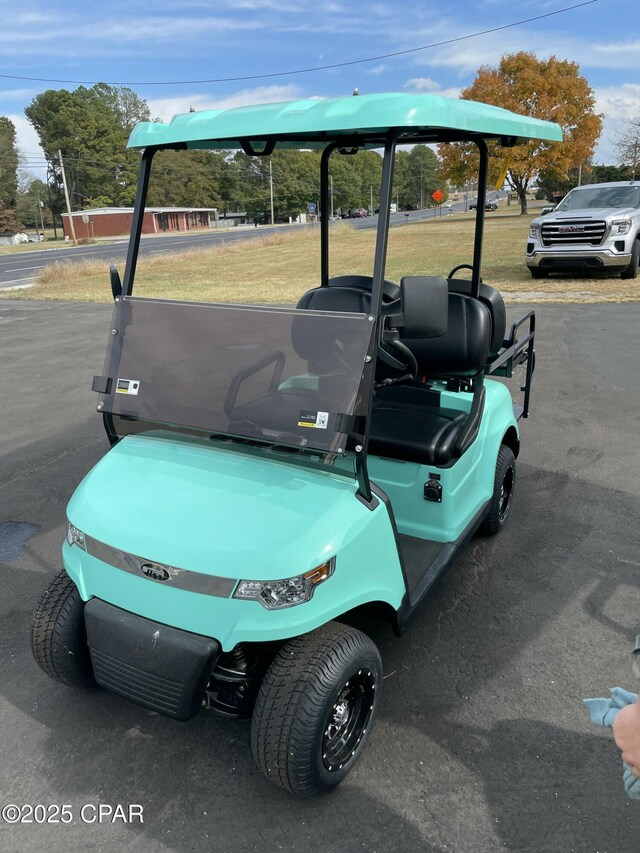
[31, 94, 561, 796]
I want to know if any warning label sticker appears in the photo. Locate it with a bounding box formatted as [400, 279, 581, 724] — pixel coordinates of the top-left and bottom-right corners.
[116, 378, 140, 396]
[298, 410, 329, 429]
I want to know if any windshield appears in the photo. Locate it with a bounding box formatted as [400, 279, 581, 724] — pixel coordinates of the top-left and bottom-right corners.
[556, 185, 640, 212]
[99, 296, 374, 455]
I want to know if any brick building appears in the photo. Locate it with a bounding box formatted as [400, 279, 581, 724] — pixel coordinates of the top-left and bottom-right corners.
[61, 207, 218, 240]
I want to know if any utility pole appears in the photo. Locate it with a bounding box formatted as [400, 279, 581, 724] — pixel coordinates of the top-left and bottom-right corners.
[269, 160, 275, 226]
[370, 185, 374, 214]
[58, 149, 77, 245]
[330, 175, 334, 219]
[578, 163, 582, 186]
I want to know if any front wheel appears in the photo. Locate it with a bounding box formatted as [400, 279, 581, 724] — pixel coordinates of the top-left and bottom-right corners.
[479, 445, 516, 536]
[251, 622, 382, 796]
[620, 239, 639, 280]
[31, 570, 95, 687]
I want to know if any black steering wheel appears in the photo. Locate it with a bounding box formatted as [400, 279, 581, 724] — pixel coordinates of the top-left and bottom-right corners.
[448, 263, 474, 279]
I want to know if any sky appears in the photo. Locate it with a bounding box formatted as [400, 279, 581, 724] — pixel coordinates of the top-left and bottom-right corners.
[1, 0, 638, 179]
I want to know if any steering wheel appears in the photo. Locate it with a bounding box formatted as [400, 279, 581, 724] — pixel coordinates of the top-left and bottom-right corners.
[448, 263, 474, 279]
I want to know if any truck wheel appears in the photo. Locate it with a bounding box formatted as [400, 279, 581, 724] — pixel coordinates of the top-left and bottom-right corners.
[31, 570, 94, 687]
[251, 622, 382, 796]
[620, 240, 639, 280]
[530, 268, 549, 279]
[479, 445, 516, 537]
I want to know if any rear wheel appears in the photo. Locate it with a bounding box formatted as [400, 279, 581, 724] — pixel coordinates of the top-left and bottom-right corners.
[530, 268, 549, 279]
[479, 445, 516, 536]
[251, 622, 382, 796]
[31, 570, 94, 687]
[621, 239, 639, 280]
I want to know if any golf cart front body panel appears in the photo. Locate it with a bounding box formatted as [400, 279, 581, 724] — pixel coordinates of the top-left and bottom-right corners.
[368, 380, 518, 542]
[64, 434, 405, 650]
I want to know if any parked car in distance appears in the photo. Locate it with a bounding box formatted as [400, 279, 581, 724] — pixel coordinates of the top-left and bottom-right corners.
[526, 181, 640, 279]
[469, 200, 498, 211]
[352, 207, 368, 218]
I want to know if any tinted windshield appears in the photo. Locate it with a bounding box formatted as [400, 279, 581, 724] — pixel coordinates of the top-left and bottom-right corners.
[556, 185, 640, 212]
[99, 297, 374, 454]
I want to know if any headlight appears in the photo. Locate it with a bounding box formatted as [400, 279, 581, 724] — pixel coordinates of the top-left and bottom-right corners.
[612, 219, 631, 236]
[234, 558, 335, 609]
[66, 521, 86, 550]
[529, 222, 539, 238]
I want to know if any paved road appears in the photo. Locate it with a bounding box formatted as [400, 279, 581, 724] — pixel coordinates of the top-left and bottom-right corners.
[0, 298, 639, 851]
[0, 197, 494, 290]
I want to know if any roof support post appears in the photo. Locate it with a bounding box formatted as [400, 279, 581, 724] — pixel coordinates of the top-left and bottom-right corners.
[354, 131, 397, 504]
[122, 146, 156, 298]
[319, 144, 334, 286]
[471, 139, 489, 299]
[370, 131, 397, 315]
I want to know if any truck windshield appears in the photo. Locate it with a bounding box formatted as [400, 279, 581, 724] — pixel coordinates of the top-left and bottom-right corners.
[99, 296, 374, 455]
[556, 186, 640, 212]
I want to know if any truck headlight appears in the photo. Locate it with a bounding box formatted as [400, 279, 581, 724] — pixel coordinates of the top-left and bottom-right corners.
[66, 522, 86, 550]
[529, 222, 539, 238]
[234, 558, 335, 609]
[612, 219, 631, 236]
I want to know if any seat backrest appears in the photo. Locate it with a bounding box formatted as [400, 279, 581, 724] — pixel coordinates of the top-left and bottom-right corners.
[447, 279, 506, 359]
[402, 292, 491, 379]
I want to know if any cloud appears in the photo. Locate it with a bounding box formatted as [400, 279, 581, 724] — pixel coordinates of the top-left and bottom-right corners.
[9, 114, 47, 178]
[593, 83, 640, 164]
[368, 65, 386, 76]
[146, 85, 304, 122]
[404, 77, 440, 92]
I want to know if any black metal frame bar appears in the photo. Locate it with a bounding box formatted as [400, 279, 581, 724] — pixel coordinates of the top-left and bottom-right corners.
[485, 310, 536, 418]
[471, 139, 489, 299]
[319, 142, 342, 286]
[121, 147, 157, 298]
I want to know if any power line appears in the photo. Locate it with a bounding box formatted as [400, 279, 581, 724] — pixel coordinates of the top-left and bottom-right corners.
[0, 1, 598, 87]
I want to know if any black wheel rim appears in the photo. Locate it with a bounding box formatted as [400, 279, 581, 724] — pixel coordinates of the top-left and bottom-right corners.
[322, 668, 376, 772]
[499, 464, 514, 522]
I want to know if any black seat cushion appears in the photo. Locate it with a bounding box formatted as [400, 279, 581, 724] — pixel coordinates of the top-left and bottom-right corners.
[370, 400, 468, 466]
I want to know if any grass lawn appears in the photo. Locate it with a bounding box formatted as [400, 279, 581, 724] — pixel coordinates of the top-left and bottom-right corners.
[4, 211, 638, 303]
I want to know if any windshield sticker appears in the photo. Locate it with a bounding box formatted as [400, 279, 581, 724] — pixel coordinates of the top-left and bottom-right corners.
[116, 378, 141, 396]
[298, 410, 329, 429]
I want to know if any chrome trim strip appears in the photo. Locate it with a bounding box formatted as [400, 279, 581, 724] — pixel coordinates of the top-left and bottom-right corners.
[84, 535, 237, 598]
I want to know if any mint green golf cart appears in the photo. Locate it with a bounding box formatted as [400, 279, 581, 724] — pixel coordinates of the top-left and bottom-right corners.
[31, 93, 561, 796]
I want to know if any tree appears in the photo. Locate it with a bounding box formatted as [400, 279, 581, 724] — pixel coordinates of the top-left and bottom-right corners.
[394, 145, 444, 210]
[438, 52, 602, 214]
[0, 203, 22, 233]
[616, 117, 640, 179]
[25, 84, 151, 212]
[0, 117, 18, 208]
[591, 164, 633, 183]
[16, 178, 51, 229]
[147, 149, 225, 208]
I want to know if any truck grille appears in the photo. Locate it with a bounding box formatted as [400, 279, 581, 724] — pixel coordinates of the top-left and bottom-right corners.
[541, 219, 606, 247]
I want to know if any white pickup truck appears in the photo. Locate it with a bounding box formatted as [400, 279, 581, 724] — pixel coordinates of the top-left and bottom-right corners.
[526, 181, 640, 279]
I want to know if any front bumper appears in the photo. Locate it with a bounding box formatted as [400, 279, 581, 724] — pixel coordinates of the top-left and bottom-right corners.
[85, 598, 220, 720]
[525, 247, 631, 272]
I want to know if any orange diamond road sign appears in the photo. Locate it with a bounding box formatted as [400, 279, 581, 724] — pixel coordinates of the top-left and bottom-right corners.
[432, 189, 444, 203]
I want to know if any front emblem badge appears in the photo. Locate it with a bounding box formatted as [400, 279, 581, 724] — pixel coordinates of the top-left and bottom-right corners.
[139, 562, 171, 582]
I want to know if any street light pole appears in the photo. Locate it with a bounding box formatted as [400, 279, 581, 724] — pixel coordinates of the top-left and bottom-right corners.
[330, 174, 334, 219]
[269, 160, 275, 226]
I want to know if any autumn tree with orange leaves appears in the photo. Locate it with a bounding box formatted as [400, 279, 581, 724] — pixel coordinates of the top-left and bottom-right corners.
[438, 52, 602, 215]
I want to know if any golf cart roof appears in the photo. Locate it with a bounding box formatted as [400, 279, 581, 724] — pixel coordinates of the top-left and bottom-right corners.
[128, 92, 563, 151]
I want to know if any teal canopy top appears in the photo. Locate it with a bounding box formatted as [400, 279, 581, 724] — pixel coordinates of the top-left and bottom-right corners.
[128, 92, 563, 150]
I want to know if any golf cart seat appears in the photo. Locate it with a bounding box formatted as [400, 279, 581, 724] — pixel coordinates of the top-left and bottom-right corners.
[371, 283, 492, 465]
[298, 276, 500, 466]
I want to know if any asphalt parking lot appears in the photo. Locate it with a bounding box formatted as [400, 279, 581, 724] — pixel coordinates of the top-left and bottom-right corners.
[1, 298, 639, 852]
